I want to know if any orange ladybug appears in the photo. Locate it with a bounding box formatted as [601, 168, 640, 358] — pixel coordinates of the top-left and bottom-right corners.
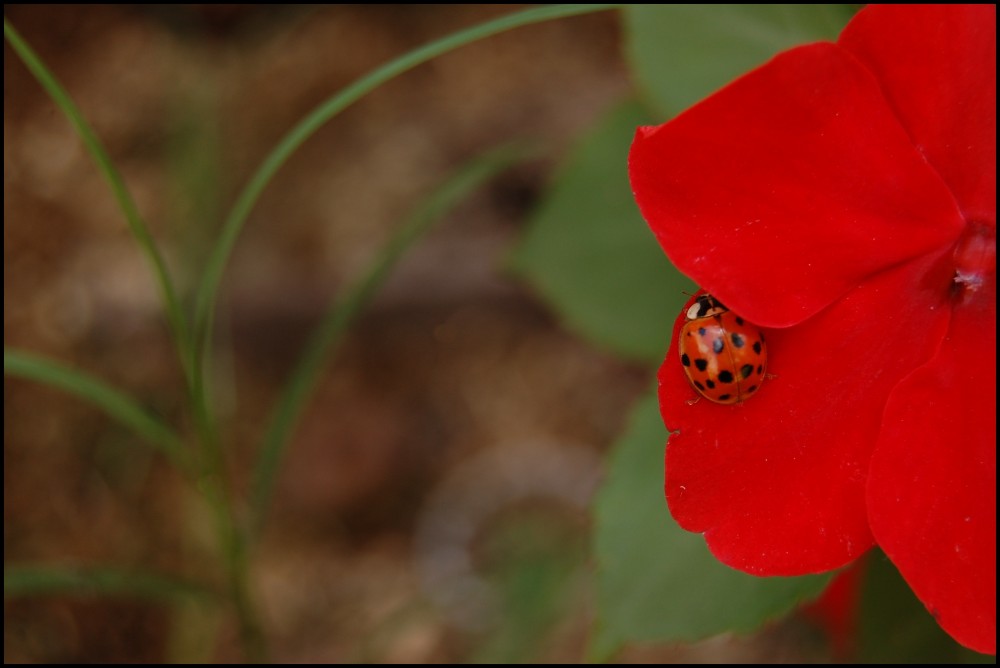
[678, 294, 767, 404]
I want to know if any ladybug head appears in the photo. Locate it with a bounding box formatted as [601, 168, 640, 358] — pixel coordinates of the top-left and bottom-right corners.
[686, 293, 729, 320]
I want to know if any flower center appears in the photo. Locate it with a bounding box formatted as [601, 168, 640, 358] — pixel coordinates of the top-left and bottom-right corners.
[952, 222, 996, 300]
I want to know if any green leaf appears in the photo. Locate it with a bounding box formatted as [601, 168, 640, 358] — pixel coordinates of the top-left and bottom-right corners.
[858, 551, 994, 663]
[4, 18, 193, 382]
[510, 100, 695, 364]
[4, 349, 187, 468]
[624, 4, 858, 118]
[591, 390, 833, 658]
[4, 565, 216, 602]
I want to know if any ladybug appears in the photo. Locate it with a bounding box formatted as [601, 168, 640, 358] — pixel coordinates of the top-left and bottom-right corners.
[678, 293, 767, 405]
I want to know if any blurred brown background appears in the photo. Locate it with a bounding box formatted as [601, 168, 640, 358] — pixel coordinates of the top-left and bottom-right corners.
[4, 5, 824, 662]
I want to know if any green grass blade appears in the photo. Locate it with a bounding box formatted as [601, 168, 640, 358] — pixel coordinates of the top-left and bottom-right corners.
[249, 143, 534, 528]
[4, 349, 187, 467]
[4, 19, 194, 385]
[191, 3, 619, 402]
[4, 565, 217, 602]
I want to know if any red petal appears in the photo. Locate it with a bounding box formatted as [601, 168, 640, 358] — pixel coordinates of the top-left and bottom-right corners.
[840, 5, 997, 228]
[867, 287, 997, 654]
[662, 251, 951, 575]
[629, 43, 964, 328]
[800, 561, 864, 661]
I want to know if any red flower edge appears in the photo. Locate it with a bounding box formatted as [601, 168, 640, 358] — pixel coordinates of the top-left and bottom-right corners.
[801, 561, 864, 661]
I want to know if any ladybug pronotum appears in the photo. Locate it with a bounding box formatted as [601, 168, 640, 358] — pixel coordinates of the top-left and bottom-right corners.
[678, 293, 767, 405]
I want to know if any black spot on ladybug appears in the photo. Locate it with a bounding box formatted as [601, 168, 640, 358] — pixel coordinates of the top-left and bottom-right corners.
[698, 327, 706, 336]
[695, 358, 708, 372]
[731, 333, 745, 348]
[753, 341, 762, 354]
[706, 379, 715, 389]
[747, 384, 758, 393]
[718, 370, 734, 383]
[740, 364, 754, 379]
[681, 353, 691, 367]
[756, 364, 763, 375]
[718, 393, 732, 401]
[712, 338, 724, 354]
[735, 316, 744, 326]
[693, 380, 705, 391]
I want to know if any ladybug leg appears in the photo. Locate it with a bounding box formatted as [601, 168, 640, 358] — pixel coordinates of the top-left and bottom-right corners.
[765, 372, 778, 380]
[685, 396, 701, 406]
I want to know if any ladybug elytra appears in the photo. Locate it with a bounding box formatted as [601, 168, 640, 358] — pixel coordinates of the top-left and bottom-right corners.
[678, 294, 767, 405]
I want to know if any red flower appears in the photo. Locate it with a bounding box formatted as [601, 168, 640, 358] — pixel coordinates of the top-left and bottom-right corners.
[629, 4, 995, 655]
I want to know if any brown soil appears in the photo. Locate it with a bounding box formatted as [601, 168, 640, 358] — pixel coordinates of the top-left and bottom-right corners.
[4, 5, 828, 662]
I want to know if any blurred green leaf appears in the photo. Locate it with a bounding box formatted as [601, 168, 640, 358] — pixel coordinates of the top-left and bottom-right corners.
[4, 18, 193, 381]
[859, 551, 994, 663]
[591, 390, 833, 659]
[510, 100, 695, 364]
[4, 565, 216, 602]
[4, 349, 186, 468]
[624, 4, 858, 118]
